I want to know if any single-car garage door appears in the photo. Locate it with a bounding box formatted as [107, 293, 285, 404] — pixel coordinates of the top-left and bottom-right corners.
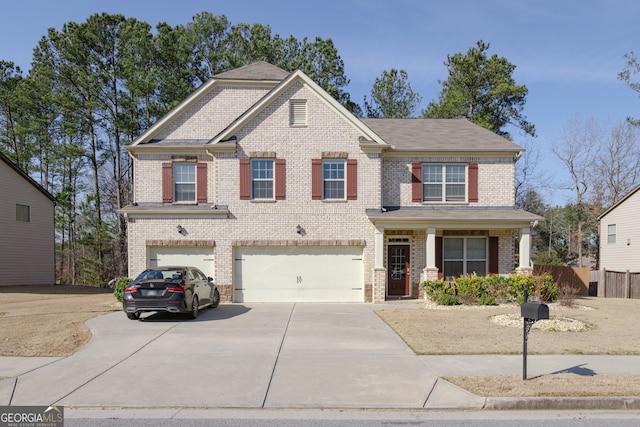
[234, 246, 363, 303]
[147, 247, 215, 278]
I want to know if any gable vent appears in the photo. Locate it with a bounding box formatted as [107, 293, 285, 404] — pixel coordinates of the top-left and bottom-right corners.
[290, 99, 307, 126]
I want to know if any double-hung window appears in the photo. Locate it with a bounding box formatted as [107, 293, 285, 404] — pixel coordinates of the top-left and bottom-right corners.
[443, 237, 487, 279]
[173, 163, 196, 202]
[251, 159, 274, 199]
[323, 160, 345, 200]
[423, 164, 466, 202]
[607, 224, 616, 244]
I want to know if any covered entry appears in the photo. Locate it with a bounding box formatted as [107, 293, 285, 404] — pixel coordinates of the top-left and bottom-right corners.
[233, 246, 364, 302]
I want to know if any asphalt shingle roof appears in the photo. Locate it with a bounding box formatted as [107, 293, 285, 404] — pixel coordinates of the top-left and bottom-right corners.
[361, 118, 524, 152]
[212, 61, 290, 81]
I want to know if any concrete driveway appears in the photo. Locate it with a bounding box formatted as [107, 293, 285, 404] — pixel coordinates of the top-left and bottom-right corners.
[1, 303, 483, 409]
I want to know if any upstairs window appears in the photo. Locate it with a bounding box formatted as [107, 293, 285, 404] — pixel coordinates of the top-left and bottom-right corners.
[290, 99, 307, 126]
[607, 224, 616, 244]
[16, 204, 30, 222]
[173, 163, 196, 202]
[323, 160, 345, 200]
[312, 158, 357, 201]
[162, 162, 207, 203]
[251, 159, 274, 199]
[413, 163, 476, 203]
[423, 164, 466, 202]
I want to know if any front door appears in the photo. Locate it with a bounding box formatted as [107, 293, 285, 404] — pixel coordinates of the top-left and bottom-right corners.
[387, 245, 410, 297]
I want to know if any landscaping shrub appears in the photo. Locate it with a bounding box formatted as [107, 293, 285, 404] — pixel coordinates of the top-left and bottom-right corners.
[113, 277, 133, 302]
[421, 273, 558, 306]
[436, 293, 459, 306]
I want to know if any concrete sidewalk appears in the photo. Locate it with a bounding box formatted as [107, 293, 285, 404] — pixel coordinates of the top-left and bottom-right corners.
[1, 303, 640, 411]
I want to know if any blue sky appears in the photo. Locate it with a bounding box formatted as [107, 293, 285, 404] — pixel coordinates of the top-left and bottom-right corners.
[2, 0, 639, 205]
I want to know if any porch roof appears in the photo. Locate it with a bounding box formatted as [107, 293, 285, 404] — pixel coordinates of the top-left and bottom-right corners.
[366, 207, 543, 227]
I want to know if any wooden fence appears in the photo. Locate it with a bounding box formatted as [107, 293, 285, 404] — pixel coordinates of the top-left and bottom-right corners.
[533, 265, 591, 296]
[595, 269, 640, 299]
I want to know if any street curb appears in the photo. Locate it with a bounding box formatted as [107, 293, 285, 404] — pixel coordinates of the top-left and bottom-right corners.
[485, 396, 640, 411]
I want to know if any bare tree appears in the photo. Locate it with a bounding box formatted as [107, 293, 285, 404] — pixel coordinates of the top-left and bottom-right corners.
[552, 115, 603, 267]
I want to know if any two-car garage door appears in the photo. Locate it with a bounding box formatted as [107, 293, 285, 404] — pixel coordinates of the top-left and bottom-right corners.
[234, 246, 364, 303]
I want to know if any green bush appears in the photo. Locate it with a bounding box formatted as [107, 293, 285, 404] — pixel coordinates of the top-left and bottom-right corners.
[113, 277, 133, 302]
[421, 273, 558, 306]
[436, 293, 459, 306]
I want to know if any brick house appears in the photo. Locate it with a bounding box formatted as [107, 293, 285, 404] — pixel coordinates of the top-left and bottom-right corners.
[120, 62, 542, 303]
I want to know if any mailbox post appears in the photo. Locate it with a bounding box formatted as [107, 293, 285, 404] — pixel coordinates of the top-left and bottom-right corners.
[521, 285, 549, 380]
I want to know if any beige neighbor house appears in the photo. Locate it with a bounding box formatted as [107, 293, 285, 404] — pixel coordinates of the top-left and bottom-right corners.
[598, 184, 640, 274]
[120, 62, 542, 303]
[0, 151, 56, 286]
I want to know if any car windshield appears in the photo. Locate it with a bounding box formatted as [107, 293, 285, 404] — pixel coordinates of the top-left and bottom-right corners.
[137, 270, 183, 280]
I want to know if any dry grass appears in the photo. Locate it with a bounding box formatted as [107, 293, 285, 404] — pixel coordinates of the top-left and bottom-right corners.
[377, 297, 640, 397]
[0, 285, 120, 357]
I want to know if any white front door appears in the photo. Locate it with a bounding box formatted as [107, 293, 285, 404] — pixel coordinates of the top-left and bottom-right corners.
[234, 246, 363, 303]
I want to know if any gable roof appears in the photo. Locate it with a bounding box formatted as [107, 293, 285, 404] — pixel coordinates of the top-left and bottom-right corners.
[130, 62, 289, 147]
[0, 151, 56, 202]
[212, 61, 290, 81]
[598, 183, 640, 220]
[361, 118, 524, 153]
[208, 69, 387, 147]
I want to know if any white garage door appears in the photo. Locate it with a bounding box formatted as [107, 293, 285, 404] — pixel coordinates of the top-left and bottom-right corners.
[234, 246, 364, 303]
[147, 247, 215, 278]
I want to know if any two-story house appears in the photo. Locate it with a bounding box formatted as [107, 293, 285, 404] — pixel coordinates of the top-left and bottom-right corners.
[120, 61, 542, 303]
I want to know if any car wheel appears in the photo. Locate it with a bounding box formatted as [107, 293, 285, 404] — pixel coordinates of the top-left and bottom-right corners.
[188, 295, 199, 319]
[126, 312, 140, 320]
[210, 288, 220, 309]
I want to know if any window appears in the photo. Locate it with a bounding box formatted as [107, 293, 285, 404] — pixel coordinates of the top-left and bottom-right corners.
[443, 237, 487, 278]
[423, 164, 466, 202]
[290, 99, 307, 126]
[16, 204, 30, 222]
[323, 160, 345, 199]
[607, 224, 616, 244]
[173, 163, 196, 202]
[252, 159, 274, 199]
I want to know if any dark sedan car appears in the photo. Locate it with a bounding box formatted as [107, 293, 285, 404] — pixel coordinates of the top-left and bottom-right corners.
[123, 266, 220, 320]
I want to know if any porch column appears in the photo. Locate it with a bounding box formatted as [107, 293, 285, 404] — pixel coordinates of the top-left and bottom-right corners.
[374, 226, 385, 268]
[516, 227, 533, 275]
[421, 227, 439, 287]
[426, 227, 436, 269]
[372, 226, 386, 303]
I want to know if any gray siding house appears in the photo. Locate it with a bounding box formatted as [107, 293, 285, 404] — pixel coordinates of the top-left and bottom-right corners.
[120, 62, 542, 303]
[599, 184, 640, 273]
[0, 151, 56, 286]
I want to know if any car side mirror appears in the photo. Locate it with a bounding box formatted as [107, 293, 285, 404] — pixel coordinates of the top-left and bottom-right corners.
[208, 277, 214, 282]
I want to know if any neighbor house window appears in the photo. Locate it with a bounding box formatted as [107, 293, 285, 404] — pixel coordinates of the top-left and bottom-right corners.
[323, 160, 345, 199]
[443, 237, 487, 279]
[16, 204, 30, 222]
[173, 163, 196, 202]
[251, 159, 274, 199]
[607, 224, 616, 244]
[290, 99, 307, 126]
[423, 164, 466, 202]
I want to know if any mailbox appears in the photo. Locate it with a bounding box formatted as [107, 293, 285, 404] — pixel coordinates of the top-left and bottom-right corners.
[521, 302, 549, 320]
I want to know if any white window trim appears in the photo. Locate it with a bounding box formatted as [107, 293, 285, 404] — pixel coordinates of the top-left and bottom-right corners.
[251, 159, 275, 200]
[422, 163, 467, 203]
[173, 162, 196, 204]
[323, 159, 346, 200]
[607, 224, 616, 244]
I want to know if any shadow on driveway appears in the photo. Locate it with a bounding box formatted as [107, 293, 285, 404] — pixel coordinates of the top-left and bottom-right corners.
[137, 304, 252, 322]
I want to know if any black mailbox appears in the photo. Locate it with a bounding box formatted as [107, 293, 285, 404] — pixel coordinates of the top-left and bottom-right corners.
[521, 302, 549, 320]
